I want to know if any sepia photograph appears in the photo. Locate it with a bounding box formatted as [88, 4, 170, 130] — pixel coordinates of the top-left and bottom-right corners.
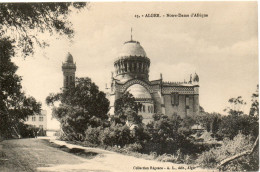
[0, 1, 258, 172]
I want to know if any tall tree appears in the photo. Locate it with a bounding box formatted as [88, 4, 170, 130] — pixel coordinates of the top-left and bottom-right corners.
[0, 38, 41, 138]
[0, 3, 87, 138]
[46, 77, 110, 140]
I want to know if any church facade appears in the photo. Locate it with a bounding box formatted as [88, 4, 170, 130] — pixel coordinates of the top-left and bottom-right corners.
[61, 37, 200, 124]
[108, 38, 200, 124]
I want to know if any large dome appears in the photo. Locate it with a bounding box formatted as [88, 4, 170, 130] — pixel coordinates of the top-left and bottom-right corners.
[119, 41, 147, 57]
[126, 84, 151, 99]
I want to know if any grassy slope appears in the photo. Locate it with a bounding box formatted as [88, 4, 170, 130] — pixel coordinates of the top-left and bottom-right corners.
[0, 138, 87, 172]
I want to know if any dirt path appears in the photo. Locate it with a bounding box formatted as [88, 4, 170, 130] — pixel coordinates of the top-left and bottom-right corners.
[0, 138, 213, 172]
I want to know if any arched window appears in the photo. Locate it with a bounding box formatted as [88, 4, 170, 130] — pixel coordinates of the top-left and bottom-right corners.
[148, 106, 150, 113]
[143, 105, 145, 112]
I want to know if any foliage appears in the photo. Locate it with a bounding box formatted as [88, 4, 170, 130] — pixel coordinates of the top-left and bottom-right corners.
[46, 77, 109, 140]
[194, 112, 222, 133]
[197, 133, 258, 171]
[131, 126, 150, 144]
[18, 123, 45, 138]
[217, 114, 258, 140]
[145, 114, 193, 155]
[100, 124, 132, 147]
[0, 38, 41, 138]
[249, 85, 259, 119]
[1, 3, 87, 138]
[224, 96, 246, 116]
[156, 153, 179, 163]
[223, 146, 259, 171]
[113, 91, 142, 125]
[125, 143, 143, 152]
[177, 115, 196, 137]
[82, 122, 149, 149]
[217, 94, 258, 140]
[84, 126, 103, 145]
[0, 2, 86, 56]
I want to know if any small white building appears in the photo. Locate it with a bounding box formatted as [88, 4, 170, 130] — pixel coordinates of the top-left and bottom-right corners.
[25, 110, 47, 130]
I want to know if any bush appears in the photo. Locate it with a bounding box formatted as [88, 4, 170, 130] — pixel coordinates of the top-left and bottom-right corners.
[196, 133, 258, 170]
[183, 154, 194, 164]
[155, 149, 195, 164]
[145, 114, 195, 155]
[156, 154, 178, 163]
[196, 149, 218, 168]
[100, 124, 133, 147]
[85, 126, 102, 145]
[125, 143, 143, 152]
[18, 123, 44, 138]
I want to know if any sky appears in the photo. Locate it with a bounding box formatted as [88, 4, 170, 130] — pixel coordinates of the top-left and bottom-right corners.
[12, 2, 258, 129]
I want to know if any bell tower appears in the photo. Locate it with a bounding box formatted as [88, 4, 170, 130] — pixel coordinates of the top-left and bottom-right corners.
[62, 52, 76, 89]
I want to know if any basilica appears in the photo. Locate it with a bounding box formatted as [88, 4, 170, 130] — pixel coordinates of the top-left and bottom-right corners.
[62, 36, 200, 124]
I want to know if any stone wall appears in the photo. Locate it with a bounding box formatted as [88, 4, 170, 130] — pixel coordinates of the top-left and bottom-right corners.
[163, 94, 199, 118]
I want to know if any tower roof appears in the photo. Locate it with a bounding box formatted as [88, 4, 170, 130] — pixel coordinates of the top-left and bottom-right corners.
[118, 41, 147, 58]
[65, 52, 74, 63]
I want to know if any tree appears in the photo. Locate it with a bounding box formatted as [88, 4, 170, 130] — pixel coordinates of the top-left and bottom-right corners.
[46, 77, 110, 140]
[114, 91, 142, 125]
[249, 85, 259, 119]
[224, 96, 246, 116]
[145, 114, 192, 154]
[0, 2, 87, 56]
[0, 38, 41, 138]
[1, 3, 87, 138]
[218, 96, 258, 139]
[218, 113, 258, 140]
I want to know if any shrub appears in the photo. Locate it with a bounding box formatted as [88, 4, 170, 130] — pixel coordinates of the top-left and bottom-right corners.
[84, 126, 102, 145]
[125, 143, 143, 152]
[156, 154, 178, 163]
[99, 124, 133, 147]
[183, 154, 194, 164]
[196, 133, 258, 170]
[196, 149, 217, 168]
[145, 114, 195, 155]
[18, 123, 43, 138]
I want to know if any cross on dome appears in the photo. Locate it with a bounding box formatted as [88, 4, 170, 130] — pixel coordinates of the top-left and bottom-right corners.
[131, 27, 133, 41]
